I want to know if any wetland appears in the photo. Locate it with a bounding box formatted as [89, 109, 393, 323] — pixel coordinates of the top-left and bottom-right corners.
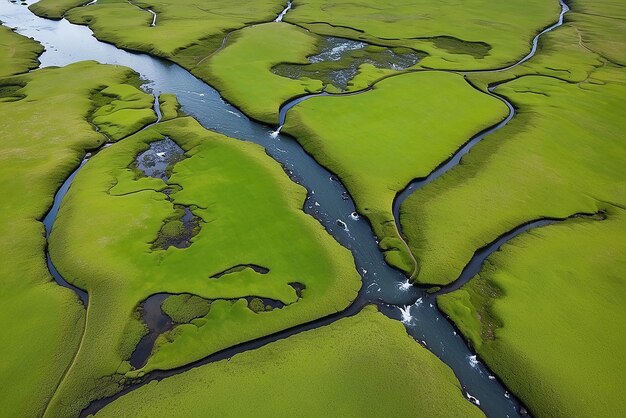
[0, 0, 624, 417]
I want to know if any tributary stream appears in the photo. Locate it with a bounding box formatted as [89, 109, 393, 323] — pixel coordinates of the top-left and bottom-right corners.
[0, 0, 568, 415]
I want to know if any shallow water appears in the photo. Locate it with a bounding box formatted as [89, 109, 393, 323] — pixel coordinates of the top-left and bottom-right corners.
[273, 36, 422, 90]
[0, 1, 543, 415]
[134, 137, 185, 181]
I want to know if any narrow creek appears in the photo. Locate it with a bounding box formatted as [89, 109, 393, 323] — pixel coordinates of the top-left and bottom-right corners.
[0, 0, 568, 416]
[274, 0, 292, 23]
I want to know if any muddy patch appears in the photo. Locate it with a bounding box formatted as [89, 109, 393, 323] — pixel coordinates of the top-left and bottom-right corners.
[273, 37, 422, 91]
[151, 205, 202, 250]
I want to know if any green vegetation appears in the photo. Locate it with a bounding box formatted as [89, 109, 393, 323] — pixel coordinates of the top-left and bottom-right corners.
[285, 0, 559, 70]
[401, 3, 626, 415]
[438, 208, 626, 416]
[201, 23, 323, 124]
[158, 93, 181, 120]
[96, 307, 483, 418]
[29, 0, 87, 19]
[32, 0, 284, 60]
[0, 60, 153, 417]
[28, 0, 566, 123]
[46, 116, 360, 416]
[284, 71, 507, 274]
[91, 83, 157, 140]
[568, 0, 626, 66]
[161, 294, 211, 323]
[8, 2, 625, 417]
[401, 41, 626, 287]
[0, 25, 43, 77]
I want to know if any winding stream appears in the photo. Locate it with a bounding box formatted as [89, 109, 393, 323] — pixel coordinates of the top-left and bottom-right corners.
[0, 0, 569, 416]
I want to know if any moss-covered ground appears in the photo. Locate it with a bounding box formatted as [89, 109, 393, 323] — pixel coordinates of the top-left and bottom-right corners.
[400, 1, 626, 415]
[437, 208, 626, 416]
[46, 116, 361, 416]
[28, 0, 566, 123]
[200, 23, 323, 124]
[272, 37, 423, 93]
[6, 1, 625, 416]
[32, 0, 284, 60]
[158, 93, 180, 120]
[96, 307, 484, 418]
[284, 71, 508, 274]
[401, 21, 626, 287]
[0, 24, 43, 77]
[284, 0, 559, 70]
[0, 58, 156, 417]
[90, 83, 157, 140]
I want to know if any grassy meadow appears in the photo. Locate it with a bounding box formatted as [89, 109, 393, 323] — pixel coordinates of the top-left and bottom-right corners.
[0, 25, 43, 77]
[45, 116, 361, 416]
[400, 2, 626, 415]
[199, 23, 323, 124]
[96, 307, 484, 418]
[29, 0, 565, 122]
[438, 208, 626, 416]
[284, 71, 508, 274]
[32, 0, 284, 60]
[2, 0, 625, 417]
[284, 0, 559, 70]
[0, 57, 155, 417]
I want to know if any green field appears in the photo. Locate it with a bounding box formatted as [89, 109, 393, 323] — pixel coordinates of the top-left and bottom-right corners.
[438, 208, 626, 416]
[0, 25, 43, 77]
[285, 0, 559, 70]
[29, 0, 565, 122]
[96, 307, 484, 418]
[32, 0, 283, 59]
[3, 0, 625, 417]
[45, 116, 361, 416]
[90, 83, 157, 140]
[199, 22, 323, 124]
[399, 2, 626, 416]
[284, 71, 508, 274]
[0, 57, 156, 417]
[401, 29, 626, 288]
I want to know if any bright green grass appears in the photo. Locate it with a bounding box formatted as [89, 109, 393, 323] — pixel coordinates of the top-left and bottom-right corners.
[91, 83, 157, 140]
[467, 0, 625, 91]
[468, 25, 604, 91]
[0, 61, 152, 418]
[161, 294, 211, 324]
[285, 0, 559, 70]
[401, 74, 626, 287]
[0, 25, 43, 77]
[46, 116, 360, 416]
[438, 208, 626, 416]
[158, 93, 180, 120]
[96, 307, 483, 418]
[32, 0, 284, 60]
[200, 23, 323, 124]
[568, 0, 626, 66]
[399, 5, 626, 414]
[398, 3, 626, 413]
[284, 71, 507, 274]
[29, 0, 86, 19]
[35, 1, 325, 124]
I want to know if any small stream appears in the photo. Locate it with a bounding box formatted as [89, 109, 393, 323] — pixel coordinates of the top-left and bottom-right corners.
[0, 0, 569, 416]
[274, 0, 292, 23]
